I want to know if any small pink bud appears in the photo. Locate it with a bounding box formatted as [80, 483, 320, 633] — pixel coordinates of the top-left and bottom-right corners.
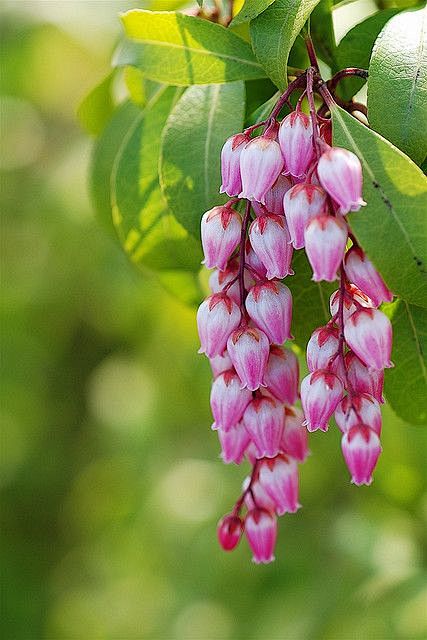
[239, 136, 284, 204]
[341, 424, 382, 486]
[217, 421, 251, 464]
[249, 214, 294, 280]
[300, 370, 344, 432]
[344, 246, 393, 306]
[334, 393, 382, 435]
[344, 308, 393, 371]
[243, 396, 285, 458]
[304, 215, 348, 282]
[306, 326, 340, 372]
[201, 205, 241, 271]
[227, 327, 270, 391]
[210, 370, 252, 431]
[263, 174, 292, 215]
[317, 147, 366, 215]
[345, 352, 385, 403]
[245, 281, 293, 344]
[284, 182, 327, 249]
[245, 508, 277, 564]
[209, 351, 233, 377]
[197, 293, 241, 358]
[220, 134, 247, 197]
[264, 345, 299, 405]
[281, 407, 309, 462]
[217, 513, 243, 551]
[278, 111, 314, 178]
[259, 455, 300, 515]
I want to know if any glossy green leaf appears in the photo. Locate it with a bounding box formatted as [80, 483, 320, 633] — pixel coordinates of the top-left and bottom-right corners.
[230, 0, 276, 26]
[250, 0, 321, 90]
[114, 10, 265, 85]
[335, 9, 400, 100]
[245, 91, 280, 126]
[245, 78, 277, 119]
[77, 72, 115, 136]
[90, 101, 141, 234]
[368, 7, 427, 165]
[332, 106, 427, 308]
[160, 82, 245, 238]
[384, 300, 427, 425]
[310, 0, 337, 70]
[112, 86, 202, 284]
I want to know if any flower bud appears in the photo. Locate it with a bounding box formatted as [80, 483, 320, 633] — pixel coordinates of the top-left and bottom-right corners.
[209, 262, 255, 306]
[227, 327, 270, 391]
[259, 455, 300, 515]
[197, 293, 241, 358]
[220, 133, 247, 197]
[329, 285, 373, 321]
[263, 174, 292, 215]
[306, 326, 340, 372]
[334, 393, 382, 435]
[281, 407, 309, 462]
[249, 214, 294, 280]
[264, 345, 299, 405]
[304, 214, 348, 282]
[278, 111, 314, 178]
[341, 424, 382, 486]
[300, 370, 344, 432]
[210, 370, 252, 431]
[344, 246, 393, 307]
[245, 508, 277, 564]
[209, 352, 233, 377]
[243, 396, 285, 458]
[217, 513, 243, 551]
[284, 183, 327, 249]
[344, 308, 393, 371]
[345, 352, 385, 403]
[239, 136, 284, 204]
[317, 147, 366, 214]
[217, 421, 251, 464]
[245, 281, 293, 344]
[201, 205, 241, 271]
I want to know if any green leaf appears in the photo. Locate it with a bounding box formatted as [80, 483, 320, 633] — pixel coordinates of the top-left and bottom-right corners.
[332, 106, 427, 308]
[112, 86, 203, 284]
[310, 0, 337, 70]
[230, 0, 276, 26]
[368, 7, 427, 165]
[335, 9, 400, 101]
[90, 101, 141, 234]
[245, 90, 279, 126]
[114, 10, 265, 85]
[159, 82, 245, 238]
[383, 299, 427, 425]
[245, 77, 277, 119]
[77, 72, 115, 136]
[250, 0, 321, 90]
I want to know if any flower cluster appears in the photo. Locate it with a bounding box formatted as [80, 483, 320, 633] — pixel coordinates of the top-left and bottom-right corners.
[197, 72, 393, 563]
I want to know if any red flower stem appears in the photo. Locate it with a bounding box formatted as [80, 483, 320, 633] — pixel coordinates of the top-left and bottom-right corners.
[269, 72, 308, 121]
[337, 266, 350, 390]
[233, 459, 261, 515]
[238, 200, 252, 312]
[306, 66, 323, 158]
[304, 34, 320, 72]
[327, 68, 368, 93]
[244, 121, 267, 135]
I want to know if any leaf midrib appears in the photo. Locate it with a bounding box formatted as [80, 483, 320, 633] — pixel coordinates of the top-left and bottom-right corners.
[402, 8, 426, 148]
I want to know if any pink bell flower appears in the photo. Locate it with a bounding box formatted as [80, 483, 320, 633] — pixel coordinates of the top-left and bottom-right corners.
[209, 262, 255, 306]
[281, 407, 309, 462]
[304, 214, 348, 282]
[239, 136, 284, 204]
[259, 455, 301, 515]
[243, 476, 276, 512]
[344, 308, 393, 371]
[345, 352, 385, 403]
[245, 280, 293, 344]
[245, 508, 277, 564]
[284, 183, 327, 249]
[300, 370, 344, 432]
[341, 424, 382, 486]
[210, 369, 252, 431]
[243, 396, 285, 458]
[263, 174, 292, 215]
[217, 421, 251, 464]
[209, 352, 233, 377]
[329, 285, 373, 321]
[264, 345, 299, 405]
[306, 326, 340, 372]
[227, 327, 270, 391]
[220, 133, 247, 197]
[249, 214, 294, 280]
[278, 111, 314, 178]
[197, 293, 241, 358]
[317, 147, 366, 215]
[201, 205, 242, 271]
[245, 239, 267, 278]
[335, 393, 382, 436]
[344, 246, 393, 307]
[217, 513, 243, 551]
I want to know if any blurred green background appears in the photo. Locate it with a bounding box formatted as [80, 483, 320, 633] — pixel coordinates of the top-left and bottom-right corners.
[1, 2, 426, 639]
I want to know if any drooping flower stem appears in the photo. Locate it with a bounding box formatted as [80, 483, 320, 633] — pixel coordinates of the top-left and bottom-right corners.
[238, 200, 252, 311]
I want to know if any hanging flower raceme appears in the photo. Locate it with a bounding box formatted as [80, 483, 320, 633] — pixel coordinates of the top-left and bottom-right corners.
[197, 63, 393, 563]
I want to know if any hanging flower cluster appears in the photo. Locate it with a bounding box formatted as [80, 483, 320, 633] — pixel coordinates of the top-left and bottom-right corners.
[196, 67, 393, 564]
